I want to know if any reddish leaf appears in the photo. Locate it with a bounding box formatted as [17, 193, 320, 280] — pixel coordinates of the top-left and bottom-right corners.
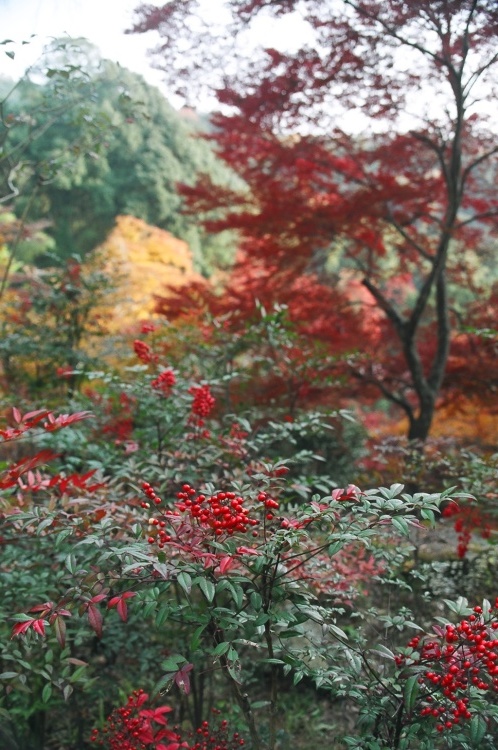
[53, 615, 66, 648]
[43, 411, 93, 432]
[236, 546, 261, 556]
[29, 602, 55, 614]
[173, 663, 193, 695]
[86, 603, 103, 638]
[140, 705, 174, 725]
[108, 591, 136, 622]
[90, 593, 108, 604]
[11, 620, 36, 638]
[218, 556, 235, 574]
[32, 619, 46, 636]
[23, 409, 51, 422]
[6, 451, 58, 481]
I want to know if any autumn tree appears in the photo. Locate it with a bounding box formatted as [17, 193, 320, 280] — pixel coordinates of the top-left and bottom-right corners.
[131, 0, 498, 441]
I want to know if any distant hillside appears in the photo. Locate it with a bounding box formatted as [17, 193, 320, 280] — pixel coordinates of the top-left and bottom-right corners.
[4, 39, 236, 275]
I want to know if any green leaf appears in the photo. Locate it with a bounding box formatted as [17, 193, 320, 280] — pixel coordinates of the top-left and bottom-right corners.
[42, 683, 52, 703]
[278, 629, 302, 639]
[36, 516, 56, 535]
[470, 714, 486, 745]
[420, 508, 435, 525]
[65, 554, 77, 574]
[155, 606, 170, 627]
[328, 623, 348, 640]
[443, 597, 472, 616]
[344, 649, 362, 675]
[300, 606, 324, 624]
[0, 672, 18, 679]
[228, 582, 244, 609]
[69, 665, 87, 683]
[263, 658, 284, 664]
[250, 591, 262, 610]
[327, 540, 345, 556]
[370, 645, 395, 660]
[177, 571, 192, 595]
[160, 654, 185, 672]
[190, 624, 207, 651]
[403, 675, 419, 712]
[391, 517, 409, 535]
[55, 529, 73, 547]
[152, 673, 174, 697]
[142, 601, 157, 619]
[213, 642, 230, 656]
[198, 578, 215, 603]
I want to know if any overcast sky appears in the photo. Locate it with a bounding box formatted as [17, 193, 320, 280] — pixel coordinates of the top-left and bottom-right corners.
[1, 0, 170, 94]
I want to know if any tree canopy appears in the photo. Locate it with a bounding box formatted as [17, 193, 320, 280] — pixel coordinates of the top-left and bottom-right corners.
[131, 0, 498, 441]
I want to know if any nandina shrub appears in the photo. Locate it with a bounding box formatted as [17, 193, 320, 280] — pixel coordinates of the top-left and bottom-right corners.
[124, 305, 365, 481]
[2, 367, 497, 749]
[358, 436, 498, 563]
[348, 597, 498, 749]
[3, 410, 474, 750]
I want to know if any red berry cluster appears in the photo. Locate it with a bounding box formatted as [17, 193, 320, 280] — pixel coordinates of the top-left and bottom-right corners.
[176, 484, 259, 536]
[220, 423, 249, 459]
[191, 718, 245, 750]
[133, 340, 158, 364]
[90, 692, 246, 750]
[256, 490, 280, 522]
[397, 601, 498, 733]
[151, 368, 176, 394]
[140, 321, 156, 334]
[189, 385, 216, 423]
[442, 501, 492, 558]
[147, 515, 172, 548]
[141, 482, 163, 508]
[90, 689, 179, 750]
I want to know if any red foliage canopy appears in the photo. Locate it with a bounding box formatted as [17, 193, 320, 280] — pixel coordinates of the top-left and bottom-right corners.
[132, 0, 498, 440]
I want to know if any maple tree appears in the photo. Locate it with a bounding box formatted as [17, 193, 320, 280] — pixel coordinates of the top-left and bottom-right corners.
[131, 0, 498, 441]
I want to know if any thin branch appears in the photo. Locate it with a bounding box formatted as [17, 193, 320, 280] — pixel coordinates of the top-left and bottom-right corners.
[0, 185, 38, 300]
[351, 365, 414, 422]
[384, 206, 434, 261]
[462, 50, 498, 97]
[345, 0, 446, 67]
[410, 131, 450, 188]
[457, 208, 498, 229]
[361, 277, 404, 333]
[461, 145, 498, 189]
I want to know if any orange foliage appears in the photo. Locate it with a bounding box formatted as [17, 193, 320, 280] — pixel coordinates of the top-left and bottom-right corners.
[97, 215, 203, 328]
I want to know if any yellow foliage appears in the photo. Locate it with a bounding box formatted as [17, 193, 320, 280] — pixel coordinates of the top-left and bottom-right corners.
[383, 396, 498, 448]
[96, 215, 203, 329]
[430, 397, 498, 447]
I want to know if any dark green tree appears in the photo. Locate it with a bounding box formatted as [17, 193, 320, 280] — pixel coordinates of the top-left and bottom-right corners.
[8, 39, 235, 273]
